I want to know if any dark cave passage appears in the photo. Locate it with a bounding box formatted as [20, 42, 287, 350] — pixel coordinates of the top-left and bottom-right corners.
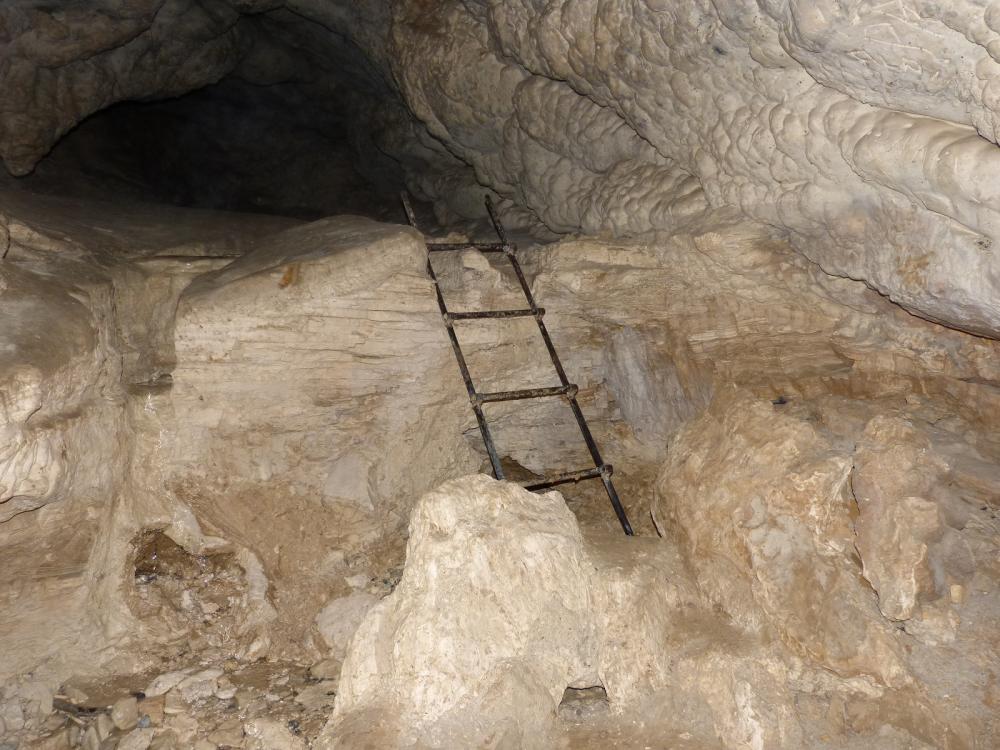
[3, 6, 411, 223]
[17, 78, 406, 221]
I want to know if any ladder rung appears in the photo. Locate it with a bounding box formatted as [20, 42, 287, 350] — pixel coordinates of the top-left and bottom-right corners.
[521, 464, 612, 491]
[427, 241, 511, 253]
[448, 308, 542, 321]
[475, 384, 577, 404]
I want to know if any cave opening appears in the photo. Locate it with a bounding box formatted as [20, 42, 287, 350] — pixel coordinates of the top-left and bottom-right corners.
[19, 78, 406, 221]
[3, 7, 410, 223]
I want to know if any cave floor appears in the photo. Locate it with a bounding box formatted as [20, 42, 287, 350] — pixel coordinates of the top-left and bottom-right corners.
[25, 493, 712, 750]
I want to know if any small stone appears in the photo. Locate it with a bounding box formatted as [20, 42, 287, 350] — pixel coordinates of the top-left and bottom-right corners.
[207, 717, 243, 747]
[111, 697, 139, 731]
[292, 681, 338, 711]
[232, 688, 254, 710]
[0, 699, 24, 732]
[162, 691, 185, 716]
[96, 712, 114, 740]
[143, 673, 190, 699]
[213, 677, 236, 701]
[148, 730, 179, 750]
[950, 583, 966, 604]
[164, 713, 198, 745]
[42, 712, 66, 731]
[243, 719, 306, 750]
[60, 686, 90, 705]
[138, 696, 164, 726]
[308, 658, 341, 680]
[99, 737, 120, 750]
[193, 742, 216, 750]
[117, 728, 154, 750]
[175, 669, 223, 703]
[28, 727, 73, 750]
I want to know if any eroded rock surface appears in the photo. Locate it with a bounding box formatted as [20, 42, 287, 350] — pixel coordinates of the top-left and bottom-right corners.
[653, 390, 1000, 748]
[2, 189, 999, 748]
[4, 2, 1000, 335]
[322, 475, 708, 749]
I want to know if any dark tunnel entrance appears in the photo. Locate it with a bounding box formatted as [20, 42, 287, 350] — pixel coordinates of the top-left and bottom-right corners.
[12, 76, 407, 221]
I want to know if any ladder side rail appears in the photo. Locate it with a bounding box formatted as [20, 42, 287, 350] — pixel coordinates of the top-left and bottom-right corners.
[486, 195, 634, 535]
[403, 192, 506, 481]
[427, 257, 506, 481]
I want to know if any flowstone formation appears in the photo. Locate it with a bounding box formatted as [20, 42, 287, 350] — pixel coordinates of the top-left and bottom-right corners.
[4, 1, 1000, 335]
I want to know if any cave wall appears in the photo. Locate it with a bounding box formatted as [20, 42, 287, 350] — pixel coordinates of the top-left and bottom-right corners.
[3, 1, 1000, 338]
[382, 0, 1000, 337]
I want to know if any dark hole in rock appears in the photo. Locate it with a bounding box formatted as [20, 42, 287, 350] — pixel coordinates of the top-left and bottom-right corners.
[130, 530, 248, 648]
[558, 685, 610, 723]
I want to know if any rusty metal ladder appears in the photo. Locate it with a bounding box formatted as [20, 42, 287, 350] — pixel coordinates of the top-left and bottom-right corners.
[401, 193, 634, 535]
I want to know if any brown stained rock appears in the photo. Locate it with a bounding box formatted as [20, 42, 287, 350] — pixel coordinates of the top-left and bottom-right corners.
[653, 391, 909, 687]
[137, 696, 164, 727]
[852, 416, 969, 622]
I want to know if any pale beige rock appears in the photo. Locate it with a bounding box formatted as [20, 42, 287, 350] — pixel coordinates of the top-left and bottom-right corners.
[207, 717, 242, 747]
[111, 696, 139, 731]
[95, 713, 114, 740]
[326, 475, 596, 747]
[174, 670, 223, 704]
[242, 718, 305, 750]
[117, 728, 154, 750]
[384, 0, 1000, 336]
[314, 592, 379, 661]
[652, 391, 909, 687]
[143, 673, 190, 700]
[1, 169, 998, 750]
[852, 416, 974, 622]
[161, 216, 480, 648]
[651, 389, 1000, 747]
[147, 730, 179, 750]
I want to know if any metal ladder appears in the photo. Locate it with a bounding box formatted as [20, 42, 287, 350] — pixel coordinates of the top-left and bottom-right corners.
[402, 193, 634, 536]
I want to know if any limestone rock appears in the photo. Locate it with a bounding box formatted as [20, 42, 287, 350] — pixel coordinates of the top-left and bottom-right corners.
[325, 475, 597, 747]
[652, 389, 1000, 747]
[852, 416, 975, 622]
[111, 696, 139, 731]
[243, 718, 306, 750]
[385, 0, 1000, 336]
[652, 391, 909, 687]
[314, 593, 379, 661]
[164, 216, 480, 647]
[5, 2, 1000, 333]
[117, 728, 154, 750]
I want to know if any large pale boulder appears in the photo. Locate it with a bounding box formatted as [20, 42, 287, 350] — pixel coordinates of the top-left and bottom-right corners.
[325, 474, 597, 747]
[322, 475, 833, 749]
